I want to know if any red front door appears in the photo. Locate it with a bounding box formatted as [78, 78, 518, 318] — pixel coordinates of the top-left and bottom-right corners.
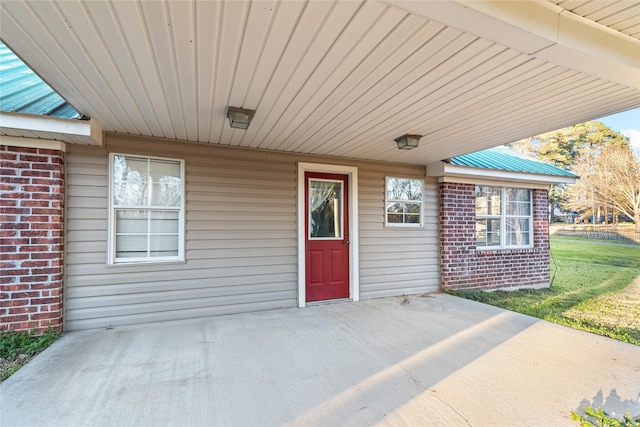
[305, 172, 350, 302]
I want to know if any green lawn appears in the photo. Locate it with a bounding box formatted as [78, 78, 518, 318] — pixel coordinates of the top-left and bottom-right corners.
[451, 236, 640, 345]
[0, 329, 59, 382]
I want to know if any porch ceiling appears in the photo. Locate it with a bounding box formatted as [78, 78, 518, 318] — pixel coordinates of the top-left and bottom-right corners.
[1, 0, 639, 165]
[551, 0, 640, 39]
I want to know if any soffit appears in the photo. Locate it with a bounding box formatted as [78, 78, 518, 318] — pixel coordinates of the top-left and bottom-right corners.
[552, 0, 640, 39]
[0, 0, 638, 165]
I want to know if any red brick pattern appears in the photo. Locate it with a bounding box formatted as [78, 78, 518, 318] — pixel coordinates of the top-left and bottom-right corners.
[1, 145, 64, 333]
[439, 182, 550, 290]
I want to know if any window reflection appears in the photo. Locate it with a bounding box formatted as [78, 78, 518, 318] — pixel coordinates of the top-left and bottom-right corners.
[309, 180, 342, 238]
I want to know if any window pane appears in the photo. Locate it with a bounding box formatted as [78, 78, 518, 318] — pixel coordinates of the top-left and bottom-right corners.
[405, 212, 420, 223]
[387, 203, 421, 224]
[113, 156, 182, 207]
[309, 180, 342, 238]
[150, 158, 181, 180]
[387, 202, 403, 224]
[116, 235, 147, 258]
[387, 178, 404, 200]
[113, 156, 149, 206]
[506, 201, 531, 216]
[150, 211, 179, 233]
[116, 210, 148, 233]
[150, 235, 179, 257]
[387, 178, 423, 201]
[506, 218, 531, 246]
[115, 211, 180, 259]
[407, 203, 421, 214]
[475, 187, 488, 215]
[476, 218, 500, 247]
[476, 186, 501, 215]
[505, 188, 531, 216]
[408, 180, 423, 201]
[505, 188, 531, 203]
[476, 219, 487, 245]
[150, 159, 182, 206]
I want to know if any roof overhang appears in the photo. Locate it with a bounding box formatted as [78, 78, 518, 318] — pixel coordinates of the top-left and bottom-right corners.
[0, 112, 103, 146]
[0, 0, 638, 164]
[426, 161, 578, 187]
[387, 1, 639, 90]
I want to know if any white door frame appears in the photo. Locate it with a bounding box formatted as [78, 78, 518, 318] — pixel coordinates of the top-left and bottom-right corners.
[297, 162, 359, 307]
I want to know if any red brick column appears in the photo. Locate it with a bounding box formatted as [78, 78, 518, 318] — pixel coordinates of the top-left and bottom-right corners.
[1, 145, 65, 333]
[439, 182, 550, 291]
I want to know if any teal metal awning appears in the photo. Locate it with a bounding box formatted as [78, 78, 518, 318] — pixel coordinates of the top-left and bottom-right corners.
[449, 146, 577, 178]
[0, 41, 80, 119]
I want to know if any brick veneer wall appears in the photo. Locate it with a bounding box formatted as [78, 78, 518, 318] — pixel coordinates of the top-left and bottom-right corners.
[439, 182, 550, 290]
[1, 145, 65, 333]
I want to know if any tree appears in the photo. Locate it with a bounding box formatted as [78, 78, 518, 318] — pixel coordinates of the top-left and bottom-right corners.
[594, 145, 640, 231]
[564, 145, 640, 231]
[509, 122, 633, 226]
[510, 121, 629, 169]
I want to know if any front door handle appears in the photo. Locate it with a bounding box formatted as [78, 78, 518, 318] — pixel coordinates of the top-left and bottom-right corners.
[343, 240, 351, 245]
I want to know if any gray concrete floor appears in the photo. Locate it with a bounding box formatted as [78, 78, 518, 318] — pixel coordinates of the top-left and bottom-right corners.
[2, 294, 639, 427]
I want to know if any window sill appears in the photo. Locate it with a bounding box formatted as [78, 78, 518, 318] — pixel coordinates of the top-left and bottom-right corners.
[107, 259, 186, 267]
[475, 247, 539, 256]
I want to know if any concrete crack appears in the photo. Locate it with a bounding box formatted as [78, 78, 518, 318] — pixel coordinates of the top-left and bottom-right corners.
[402, 366, 425, 393]
[429, 389, 473, 426]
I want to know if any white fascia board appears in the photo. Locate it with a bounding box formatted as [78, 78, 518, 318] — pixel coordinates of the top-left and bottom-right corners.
[438, 176, 550, 190]
[426, 161, 577, 186]
[0, 135, 66, 152]
[0, 112, 103, 145]
[385, 0, 640, 89]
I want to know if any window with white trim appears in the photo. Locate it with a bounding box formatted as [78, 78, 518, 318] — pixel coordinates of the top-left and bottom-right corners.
[475, 186, 533, 249]
[386, 177, 423, 226]
[109, 154, 185, 264]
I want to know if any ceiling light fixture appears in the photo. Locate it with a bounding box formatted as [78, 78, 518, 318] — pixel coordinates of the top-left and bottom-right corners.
[395, 134, 422, 150]
[226, 106, 255, 129]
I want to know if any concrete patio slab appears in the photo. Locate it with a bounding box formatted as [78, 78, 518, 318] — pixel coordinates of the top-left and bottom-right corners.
[2, 293, 639, 426]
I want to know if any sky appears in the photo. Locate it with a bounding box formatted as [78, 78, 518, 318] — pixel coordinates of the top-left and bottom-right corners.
[596, 108, 640, 157]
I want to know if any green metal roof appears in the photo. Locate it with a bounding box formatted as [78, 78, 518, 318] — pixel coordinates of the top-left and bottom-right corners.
[449, 146, 577, 177]
[0, 41, 80, 119]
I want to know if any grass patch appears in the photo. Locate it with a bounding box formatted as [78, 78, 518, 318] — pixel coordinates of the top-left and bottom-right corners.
[571, 405, 640, 427]
[451, 236, 640, 345]
[0, 329, 60, 382]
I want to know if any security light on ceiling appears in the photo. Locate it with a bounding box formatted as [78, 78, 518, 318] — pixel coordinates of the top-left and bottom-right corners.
[395, 134, 422, 150]
[226, 106, 255, 129]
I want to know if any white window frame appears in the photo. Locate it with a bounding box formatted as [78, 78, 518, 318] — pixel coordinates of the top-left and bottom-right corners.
[385, 177, 424, 227]
[475, 186, 533, 250]
[108, 153, 185, 265]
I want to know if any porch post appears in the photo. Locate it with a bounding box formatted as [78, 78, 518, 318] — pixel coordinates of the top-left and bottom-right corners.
[1, 142, 65, 333]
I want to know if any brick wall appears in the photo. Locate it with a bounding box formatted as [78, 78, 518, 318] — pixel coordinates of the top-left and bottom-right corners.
[1, 145, 65, 333]
[439, 182, 549, 291]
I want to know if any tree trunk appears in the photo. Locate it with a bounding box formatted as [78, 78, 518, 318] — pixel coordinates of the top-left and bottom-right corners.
[635, 211, 640, 233]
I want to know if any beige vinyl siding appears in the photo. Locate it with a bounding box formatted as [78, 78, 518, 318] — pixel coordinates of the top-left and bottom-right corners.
[358, 169, 439, 299]
[65, 134, 439, 330]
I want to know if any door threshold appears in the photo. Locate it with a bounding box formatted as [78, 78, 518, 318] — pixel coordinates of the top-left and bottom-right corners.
[306, 298, 351, 307]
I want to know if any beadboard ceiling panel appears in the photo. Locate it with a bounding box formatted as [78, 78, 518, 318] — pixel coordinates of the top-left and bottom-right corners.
[553, 0, 640, 39]
[1, 0, 639, 165]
